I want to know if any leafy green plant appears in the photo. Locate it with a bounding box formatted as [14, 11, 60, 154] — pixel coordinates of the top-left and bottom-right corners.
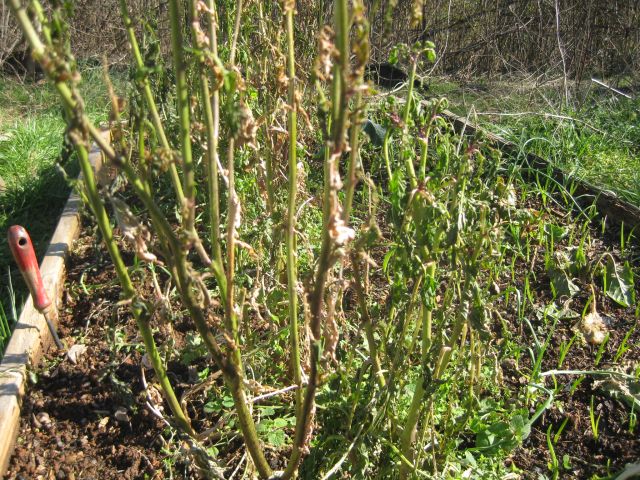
[8, 0, 639, 478]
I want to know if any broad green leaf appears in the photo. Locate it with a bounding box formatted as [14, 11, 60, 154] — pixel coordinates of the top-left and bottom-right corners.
[362, 119, 387, 146]
[267, 430, 286, 447]
[604, 257, 635, 307]
[549, 268, 580, 299]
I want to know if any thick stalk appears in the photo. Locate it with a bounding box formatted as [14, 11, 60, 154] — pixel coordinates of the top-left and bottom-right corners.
[214, 3, 271, 473]
[225, 140, 241, 363]
[168, 0, 196, 233]
[399, 262, 436, 478]
[191, 0, 225, 292]
[282, 1, 350, 477]
[284, 0, 302, 413]
[206, 0, 224, 270]
[116, 148, 269, 476]
[118, 0, 184, 203]
[169, 241, 273, 479]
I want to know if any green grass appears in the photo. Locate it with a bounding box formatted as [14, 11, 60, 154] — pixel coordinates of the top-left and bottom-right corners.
[0, 66, 125, 349]
[436, 77, 640, 206]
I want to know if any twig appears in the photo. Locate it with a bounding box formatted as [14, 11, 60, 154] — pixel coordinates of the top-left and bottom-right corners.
[540, 369, 637, 380]
[250, 383, 302, 404]
[554, 0, 569, 104]
[320, 423, 366, 480]
[591, 78, 633, 99]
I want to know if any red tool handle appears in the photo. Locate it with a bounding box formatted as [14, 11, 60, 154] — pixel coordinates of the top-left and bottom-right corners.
[8, 225, 51, 312]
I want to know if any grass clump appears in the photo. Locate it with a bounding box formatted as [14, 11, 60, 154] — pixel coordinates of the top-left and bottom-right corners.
[441, 78, 640, 206]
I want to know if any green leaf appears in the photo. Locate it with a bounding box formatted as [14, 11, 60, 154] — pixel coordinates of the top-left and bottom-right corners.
[425, 48, 436, 63]
[604, 257, 635, 307]
[549, 268, 580, 298]
[510, 414, 531, 441]
[203, 401, 218, 414]
[475, 421, 517, 452]
[544, 223, 569, 242]
[267, 430, 286, 447]
[272, 417, 288, 428]
[362, 119, 387, 147]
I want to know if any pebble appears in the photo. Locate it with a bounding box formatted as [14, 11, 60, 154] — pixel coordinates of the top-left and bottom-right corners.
[35, 412, 51, 428]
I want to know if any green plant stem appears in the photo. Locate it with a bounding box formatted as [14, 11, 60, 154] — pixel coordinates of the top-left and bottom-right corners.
[192, 0, 225, 291]
[383, 129, 393, 180]
[118, 0, 184, 203]
[171, 249, 272, 478]
[352, 251, 385, 387]
[207, 1, 223, 268]
[168, 0, 195, 233]
[7, 0, 195, 437]
[284, 2, 302, 414]
[220, 131, 271, 476]
[402, 59, 418, 188]
[282, 2, 350, 477]
[399, 262, 436, 478]
[229, 0, 243, 65]
[343, 90, 362, 221]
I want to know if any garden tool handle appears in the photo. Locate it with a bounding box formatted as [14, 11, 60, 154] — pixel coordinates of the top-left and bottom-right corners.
[7, 225, 52, 312]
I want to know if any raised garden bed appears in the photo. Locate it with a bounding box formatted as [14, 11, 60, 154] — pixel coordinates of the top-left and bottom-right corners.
[1, 112, 639, 479]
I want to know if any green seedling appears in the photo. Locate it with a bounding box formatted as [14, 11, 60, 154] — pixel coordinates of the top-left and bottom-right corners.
[589, 395, 601, 441]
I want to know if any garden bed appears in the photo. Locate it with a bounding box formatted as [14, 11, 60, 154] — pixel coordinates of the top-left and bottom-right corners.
[3, 114, 639, 478]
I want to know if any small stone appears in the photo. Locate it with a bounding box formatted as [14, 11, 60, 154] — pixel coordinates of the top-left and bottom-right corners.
[114, 407, 129, 424]
[66, 344, 88, 364]
[35, 412, 51, 428]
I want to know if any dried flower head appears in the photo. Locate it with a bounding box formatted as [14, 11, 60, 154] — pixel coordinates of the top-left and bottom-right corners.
[233, 102, 258, 149]
[110, 196, 158, 263]
[315, 26, 336, 82]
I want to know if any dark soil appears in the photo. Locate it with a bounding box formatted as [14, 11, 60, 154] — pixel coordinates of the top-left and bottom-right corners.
[6, 190, 640, 479]
[6, 226, 171, 479]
